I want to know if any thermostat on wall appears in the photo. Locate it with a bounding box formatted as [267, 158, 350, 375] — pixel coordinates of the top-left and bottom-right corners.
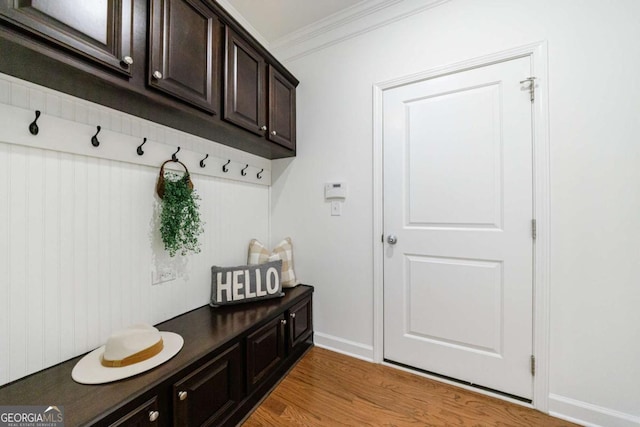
[325, 182, 347, 200]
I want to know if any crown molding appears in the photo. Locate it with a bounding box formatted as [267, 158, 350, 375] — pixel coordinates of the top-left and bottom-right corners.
[214, 0, 271, 49]
[271, 0, 450, 63]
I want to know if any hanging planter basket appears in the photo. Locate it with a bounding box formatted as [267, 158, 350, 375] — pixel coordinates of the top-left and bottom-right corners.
[156, 160, 203, 257]
[156, 160, 193, 199]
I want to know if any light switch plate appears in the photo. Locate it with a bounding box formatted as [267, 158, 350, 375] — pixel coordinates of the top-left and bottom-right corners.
[331, 201, 342, 216]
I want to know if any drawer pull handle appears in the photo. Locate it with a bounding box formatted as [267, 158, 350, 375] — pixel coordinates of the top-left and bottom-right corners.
[280, 319, 287, 326]
[178, 391, 188, 401]
[260, 125, 267, 131]
[153, 70, 163, 79]
[123, 56, 134, 65]
[290, 313, 296, 319]
[271, 130, 277, 136]
[148, 410, 160, 422]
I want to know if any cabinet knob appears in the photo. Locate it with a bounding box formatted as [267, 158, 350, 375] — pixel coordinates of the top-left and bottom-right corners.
[178, 391, 188, 401]
[122, 56, 134, 65]
[148, 410, 160, 422]
[290, 312, 296, 319]
[280, 319, 287, 326]
[260, 125, 267, 131]
[271, 130, 277, 136]
[153, 71, 163, 79]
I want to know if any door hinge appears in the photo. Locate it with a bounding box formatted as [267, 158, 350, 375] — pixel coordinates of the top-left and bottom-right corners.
[530, 355, 536, 376]
[382, 234, 384, 243]
[531, 219, 537, 240]
[520, 76, 536, 102]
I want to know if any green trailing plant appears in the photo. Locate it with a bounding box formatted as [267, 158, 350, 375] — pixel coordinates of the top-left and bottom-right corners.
[159, 171, 204, 257]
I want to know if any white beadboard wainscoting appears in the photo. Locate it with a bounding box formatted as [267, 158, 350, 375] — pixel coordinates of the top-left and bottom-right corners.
[0, 73, 271, 386]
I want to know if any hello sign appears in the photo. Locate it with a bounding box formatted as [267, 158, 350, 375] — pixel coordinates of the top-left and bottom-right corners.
[210, 260, 284, 307]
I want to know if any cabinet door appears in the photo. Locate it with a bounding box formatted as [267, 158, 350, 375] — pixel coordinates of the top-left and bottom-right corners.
[246, 315, 286, 391]
[109, 397, 160, 427]
[173, 343, 243, 427]
[268, 66, 296, 150]
[149, 0, 220, 114]
[288, 297, 313, 351]
[0, 0, 133, 75]
[223, 27, 266, 136]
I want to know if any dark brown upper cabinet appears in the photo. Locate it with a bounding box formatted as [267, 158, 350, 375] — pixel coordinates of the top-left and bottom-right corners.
[0, 0, 134, 76]
[0, 0, 298, 158]
[268, 65, 296, 150]
[148, 0, 220, 114]
[224, 27, 297, 150]
[223, 26, 266, 136]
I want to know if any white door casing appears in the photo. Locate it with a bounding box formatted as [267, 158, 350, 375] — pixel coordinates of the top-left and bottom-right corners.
[382, 55, 535, 399]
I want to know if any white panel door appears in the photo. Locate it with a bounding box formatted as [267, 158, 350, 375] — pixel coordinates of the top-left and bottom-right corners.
[383, 56, 534, 399]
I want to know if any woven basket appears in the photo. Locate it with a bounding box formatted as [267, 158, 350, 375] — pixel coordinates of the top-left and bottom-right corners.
[156, 159, 194, 199]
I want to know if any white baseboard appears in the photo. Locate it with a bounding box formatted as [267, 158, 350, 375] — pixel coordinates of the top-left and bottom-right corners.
[313, 332, 374, 362]
[549, 394, 640, 427]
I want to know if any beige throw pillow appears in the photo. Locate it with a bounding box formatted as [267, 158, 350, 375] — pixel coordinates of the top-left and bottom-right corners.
[248, 237, 298, 287]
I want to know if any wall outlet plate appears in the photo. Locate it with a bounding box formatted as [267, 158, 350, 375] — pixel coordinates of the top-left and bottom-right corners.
[152, 267, 177, 285]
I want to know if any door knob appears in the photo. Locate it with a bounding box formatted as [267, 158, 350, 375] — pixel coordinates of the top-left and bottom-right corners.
[260, 125, 267, 131]
[148, 411, 159, 422]
[152, 71, 163, 79]
[387, 235, 398, 245]
[178, 391, 188, 401]
[122, 56, 134, 65]
[271, 130, 277, 136]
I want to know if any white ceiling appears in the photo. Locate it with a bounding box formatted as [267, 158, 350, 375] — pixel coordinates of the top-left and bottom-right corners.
[225, 0, 364, 43]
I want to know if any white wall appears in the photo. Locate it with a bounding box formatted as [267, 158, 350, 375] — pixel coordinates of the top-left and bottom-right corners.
[0, 74, 270, 386]
[270, 0, 640, 425]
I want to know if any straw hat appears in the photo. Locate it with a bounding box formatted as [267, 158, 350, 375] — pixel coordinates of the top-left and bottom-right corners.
[72, 324, 183, 384]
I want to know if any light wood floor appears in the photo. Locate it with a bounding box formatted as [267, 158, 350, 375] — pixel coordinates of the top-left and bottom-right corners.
[243, 347, 579, 426]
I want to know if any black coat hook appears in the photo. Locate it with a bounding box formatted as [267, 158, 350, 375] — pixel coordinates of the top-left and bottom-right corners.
[241, 164, 249, 176]
[257, 169, 264, 179]
[171, 146, 180, 161]
[91, 126, 101, 147]
[199, 153, 209, 168]
[222, 159, 230, 173]
[29, 110, 41, 135]
[136, 137, 147, 156]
